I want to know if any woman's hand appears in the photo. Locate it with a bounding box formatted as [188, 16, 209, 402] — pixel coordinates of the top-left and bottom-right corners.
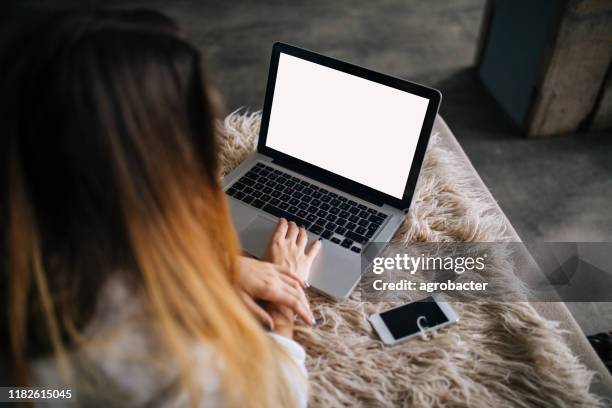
[262, 218, 322, 337]
[236, 256, 314, 329]
[262, 218, 322, 283]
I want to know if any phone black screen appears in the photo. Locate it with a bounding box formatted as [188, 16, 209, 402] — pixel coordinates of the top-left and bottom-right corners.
[380, 297, 449, 339]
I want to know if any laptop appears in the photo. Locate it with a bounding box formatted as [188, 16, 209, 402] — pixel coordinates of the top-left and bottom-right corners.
[222, 43, 441, 300]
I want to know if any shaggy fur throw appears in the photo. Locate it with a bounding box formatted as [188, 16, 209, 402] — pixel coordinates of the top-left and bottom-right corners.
[218, 110, 602, 407]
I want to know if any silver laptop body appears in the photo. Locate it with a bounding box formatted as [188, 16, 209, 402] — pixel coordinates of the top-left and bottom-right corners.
[223, 43, 441, 300]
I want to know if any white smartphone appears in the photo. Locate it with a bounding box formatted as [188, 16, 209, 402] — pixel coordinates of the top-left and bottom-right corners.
[368, 294, 459, 345]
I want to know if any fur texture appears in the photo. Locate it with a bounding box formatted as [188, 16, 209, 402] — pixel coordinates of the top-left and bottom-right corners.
[218, 110, 602, 407]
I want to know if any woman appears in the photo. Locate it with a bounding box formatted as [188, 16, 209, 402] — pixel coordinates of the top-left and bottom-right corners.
[0, 9, 321, 407]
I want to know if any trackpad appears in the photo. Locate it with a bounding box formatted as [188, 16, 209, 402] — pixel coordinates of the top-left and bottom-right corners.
[240, 215, 276, 258]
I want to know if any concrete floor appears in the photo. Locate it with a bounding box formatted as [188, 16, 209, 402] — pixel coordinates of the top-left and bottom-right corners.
[5, 0, 612, 333]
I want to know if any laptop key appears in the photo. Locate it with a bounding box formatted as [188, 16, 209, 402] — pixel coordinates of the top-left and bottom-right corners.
[308, 205, 317, 213]
[351, 246, 361, 253]
[241, 177, 255, 186]
[329, 207, 340, 215]
[325, 221, 336, 230]
[279, 202, 289, 210]
[346, 222, 357, 230]
[335, 226, 347, 235]
[306, 214, 317, 222]
[321, 230, 333, 240]
[270, 198, 280, 206]
[309, 224, 323, 235]
[311, 199, 321, 207]
[336, 218, 347, 227]
[288, 205, 298, 214]
[234, 191, 245, 200]
[261, 194, 271, 202]
[331, 237, 341, 244]
[243, 195, 254, 204]
[298, 202, 309, 210]
[234, 182, 245, 191]
[358, 219, 369, 227]
[317, 209, 327, 217]
[262, 205, 311, 228]
[359, 210, 369, 218]
[315, 217, 327, 227]
[252, 199, 265, 209]
[349, 214, 359, 222]
[227, 187, 237, 196]
[368, 214, 385, 224]
[298, 210, 308, 218]
[252, 191, 263, 198]
[321, 195, 331, 203]
[345, 230, 367, 244]
[320, 202, 331, 211]
[341, 238, 353, 248]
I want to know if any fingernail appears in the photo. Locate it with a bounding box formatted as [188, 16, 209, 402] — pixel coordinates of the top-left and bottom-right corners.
[311, 318, 317, 327]
[317, 238, 322, 241]
[304, 280, 311, 288]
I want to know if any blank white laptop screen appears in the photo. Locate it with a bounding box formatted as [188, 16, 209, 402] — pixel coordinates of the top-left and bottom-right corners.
[265, 53, 430, 200]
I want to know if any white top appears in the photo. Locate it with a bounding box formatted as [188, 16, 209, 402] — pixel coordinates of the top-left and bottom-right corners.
[29, 275, 309, 407]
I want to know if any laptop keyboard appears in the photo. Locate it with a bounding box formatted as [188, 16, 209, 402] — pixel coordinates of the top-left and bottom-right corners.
[226, 162, 388, 253]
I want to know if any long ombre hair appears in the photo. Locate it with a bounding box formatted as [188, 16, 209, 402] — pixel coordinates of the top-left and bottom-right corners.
[1, 10, 295, 407]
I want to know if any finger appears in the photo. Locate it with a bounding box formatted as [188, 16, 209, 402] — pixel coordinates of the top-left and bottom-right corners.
[274, 284, 314, 326]
[286, 221, 299, 241]
[297, 227, 308, 251]
[306, 238, 323, 261]
[277, 265, 307, 288]
[272, 218, 288, 242]
[240, 291, 274, 330]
